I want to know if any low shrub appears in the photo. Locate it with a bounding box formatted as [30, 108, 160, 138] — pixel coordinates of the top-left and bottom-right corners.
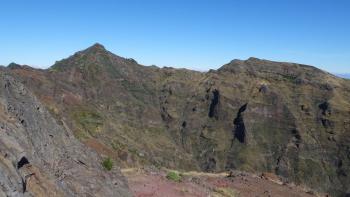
[166, 171, 182, 182]
[102, 157, 113, 171]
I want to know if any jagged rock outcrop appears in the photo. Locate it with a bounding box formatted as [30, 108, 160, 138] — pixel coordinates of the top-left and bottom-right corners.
[6, 44, 350, 196]
[0, 72, 131, 196]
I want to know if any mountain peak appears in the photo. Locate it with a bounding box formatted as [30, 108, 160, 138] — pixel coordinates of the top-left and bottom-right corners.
[247, 57, 261, 61]
[82, 43, 108, 54]
[218, 57, 330, 82]
[7, 62, 33, 70]
[49, 43, 110, 71]
[49, 43, 137, 73]
[7, 62, 22, 69]
[90, 43, 106, 50]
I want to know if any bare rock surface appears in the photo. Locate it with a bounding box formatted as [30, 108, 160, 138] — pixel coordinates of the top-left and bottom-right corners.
[0, 72, 131, 196]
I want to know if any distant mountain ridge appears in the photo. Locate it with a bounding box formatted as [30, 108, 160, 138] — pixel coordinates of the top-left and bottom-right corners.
[336, 73, 350, 79]
[2, 43, 350, 196]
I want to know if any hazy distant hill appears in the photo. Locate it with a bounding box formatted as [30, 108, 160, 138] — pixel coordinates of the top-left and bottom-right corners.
[336, 73, 350, 79]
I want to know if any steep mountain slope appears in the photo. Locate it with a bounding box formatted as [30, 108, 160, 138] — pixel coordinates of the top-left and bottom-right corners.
[8, 44, 201, 170]
[0, 70, 131, 196]
[7, 44, 350, 196]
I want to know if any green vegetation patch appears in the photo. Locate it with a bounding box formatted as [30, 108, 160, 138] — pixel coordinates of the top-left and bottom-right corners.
[111, 140, 126, 150]
[280, 73, 298, 83]
[102, 157, 113, 171]
[72, 108, 104, 137]
[166, 171, 182, 182]
[213, 187, 239, 197]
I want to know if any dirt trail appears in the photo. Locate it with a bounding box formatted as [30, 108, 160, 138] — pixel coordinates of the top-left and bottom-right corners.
[122, 168, 325, 197]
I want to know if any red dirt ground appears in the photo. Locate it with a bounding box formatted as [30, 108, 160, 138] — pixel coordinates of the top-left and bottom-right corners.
[122, 168, 327, 197]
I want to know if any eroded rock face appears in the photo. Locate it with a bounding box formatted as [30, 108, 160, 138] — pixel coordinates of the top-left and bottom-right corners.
[6, 45, 350, 196]
[0, 72, 131, 196]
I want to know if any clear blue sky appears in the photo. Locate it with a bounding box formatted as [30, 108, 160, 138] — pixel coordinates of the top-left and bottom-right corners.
[1, 0, 349, 73]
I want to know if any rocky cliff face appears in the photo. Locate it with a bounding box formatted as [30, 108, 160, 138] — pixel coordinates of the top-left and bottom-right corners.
[6, 44, 350, 196]
[0, 71, 131, 196]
